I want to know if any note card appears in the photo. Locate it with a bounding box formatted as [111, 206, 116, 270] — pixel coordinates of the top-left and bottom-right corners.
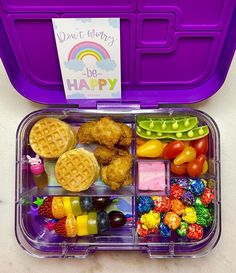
[53, 18, 121, 100]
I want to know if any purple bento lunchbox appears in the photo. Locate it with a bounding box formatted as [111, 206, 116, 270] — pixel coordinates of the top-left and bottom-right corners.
[0, 0, 235, 258]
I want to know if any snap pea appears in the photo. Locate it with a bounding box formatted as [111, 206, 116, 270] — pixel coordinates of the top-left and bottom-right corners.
[136, 125, 209, 141]
[136, 126, 167, 139]
[136, 116, 189, 123]
[138, 117, 198, 133]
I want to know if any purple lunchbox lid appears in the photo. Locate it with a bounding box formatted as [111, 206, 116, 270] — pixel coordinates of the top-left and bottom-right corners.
[0, 1, 235, 108]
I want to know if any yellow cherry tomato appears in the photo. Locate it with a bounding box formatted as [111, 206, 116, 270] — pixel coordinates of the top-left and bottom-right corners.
[201, 160, 208, 175]
[173, 146, 196, 165]
[136, 139, 165, 158]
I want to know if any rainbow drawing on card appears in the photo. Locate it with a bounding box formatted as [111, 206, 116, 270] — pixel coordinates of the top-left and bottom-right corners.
[64, 41, 118, 93]
[68, 41, 111, 62]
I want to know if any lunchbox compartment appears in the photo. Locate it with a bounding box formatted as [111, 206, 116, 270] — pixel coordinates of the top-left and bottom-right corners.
[16, 109, 136, 197]
[15, 107, 221, 258]
[15, 195, 135, 253]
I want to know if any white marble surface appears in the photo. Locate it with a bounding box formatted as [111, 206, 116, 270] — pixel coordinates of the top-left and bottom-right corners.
[0, 55, 236, 273]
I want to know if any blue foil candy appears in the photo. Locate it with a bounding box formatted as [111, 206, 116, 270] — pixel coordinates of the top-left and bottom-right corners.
[160, 212, 166, 220]
[177, 178, 189, 189]
[170, 178, 178, 185]
[159, 222, 171, 237]
[137, 196, 155, 215]
[181, 191, 195, 206]
[188, 178, 205, 196]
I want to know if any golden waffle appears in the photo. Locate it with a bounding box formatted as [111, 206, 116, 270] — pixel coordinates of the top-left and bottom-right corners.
[29, 118, 71, 159]
[66, 125, 77, 151]
[55, 148, 99, 192]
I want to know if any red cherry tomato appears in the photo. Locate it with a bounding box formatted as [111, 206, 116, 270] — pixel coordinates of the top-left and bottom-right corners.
[136, 137, 147, 146]
[171, 163, 187, 176]
[187, 154, 206, 177]
[163, 140, 185, 160]
[191, 136, 208, 156]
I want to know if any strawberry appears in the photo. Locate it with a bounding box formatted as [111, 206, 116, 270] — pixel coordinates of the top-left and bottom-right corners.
[38, 197, 53, 218]
[54, 217, 67, 237]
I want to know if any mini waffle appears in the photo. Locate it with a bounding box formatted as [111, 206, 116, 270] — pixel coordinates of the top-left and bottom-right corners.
[29, 118, 76, 159]
[55, 148, 99, 192]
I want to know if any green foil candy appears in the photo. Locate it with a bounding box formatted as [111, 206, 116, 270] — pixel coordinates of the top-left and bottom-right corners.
[176, 221, 189, 237]
[195, 197, 205, 208]
[196, 206, 212, 227]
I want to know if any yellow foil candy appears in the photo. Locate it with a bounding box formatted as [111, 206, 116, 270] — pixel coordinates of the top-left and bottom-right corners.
[182, 206, 197, 224]
[140, 210, 160, 230]
[151, 196, 159, 201]
[202, 178, 208, 187]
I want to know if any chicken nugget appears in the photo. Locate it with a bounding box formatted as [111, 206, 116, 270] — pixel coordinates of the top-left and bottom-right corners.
[118, 123, 133, 148]
[91, 117, 122, 149]
[77, 121, 97, 144]
[122, 173, 133, 187]
[101, 154, 133, 190]
[94, 145, 117, 165]
[94, 145, 130, 165]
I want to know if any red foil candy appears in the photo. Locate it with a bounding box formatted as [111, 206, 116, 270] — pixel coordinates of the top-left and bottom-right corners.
[201, 188, 214, 206]
[150, 228, 159, 234]
[153, 196, 171, 213]
[137, 220, 150, 237]
[170, 184, 185, 199]
[187, 224, 203, 240]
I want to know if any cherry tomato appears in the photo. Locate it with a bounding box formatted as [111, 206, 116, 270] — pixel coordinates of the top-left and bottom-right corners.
[136, 137, 147, 146]
[187, 154, 206, 177]
[201, 160, 208, 175]
[137, 139, 165, 158]
[183, 141, 190, 147]
[163, 140, 185, 160]
[191, 136, 208, 156]
[171, 163, 187, 176]
[173, 146, 196, 165]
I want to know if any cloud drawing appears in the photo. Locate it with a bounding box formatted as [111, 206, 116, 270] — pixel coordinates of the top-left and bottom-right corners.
[96, 59, 117, 71]
[64, 59, 85, 72]
[108, 18, 119, 29]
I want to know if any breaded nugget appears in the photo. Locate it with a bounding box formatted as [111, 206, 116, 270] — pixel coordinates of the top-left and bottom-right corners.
[118, 123, 133, 148]
[94, 145, 117, 165]
[94, 145, 130, 165]
[77, 121, 97, 144]
[101, 154, 133, 190]
[122, 173, 133, 187]
[91, 117, 122, 149]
